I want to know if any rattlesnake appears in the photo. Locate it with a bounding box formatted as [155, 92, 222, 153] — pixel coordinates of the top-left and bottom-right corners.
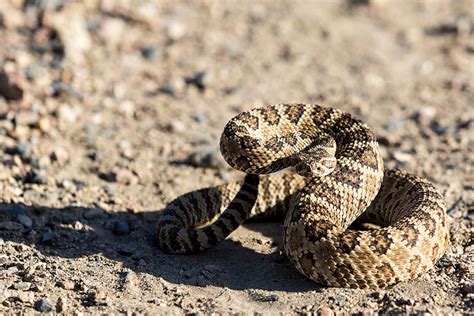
[157, 104, 449, 289]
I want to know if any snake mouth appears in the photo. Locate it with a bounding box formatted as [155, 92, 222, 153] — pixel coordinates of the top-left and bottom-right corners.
[294, 161, 334, 177]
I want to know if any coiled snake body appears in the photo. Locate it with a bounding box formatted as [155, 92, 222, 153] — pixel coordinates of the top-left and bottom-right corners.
[157, 104, 449, 289]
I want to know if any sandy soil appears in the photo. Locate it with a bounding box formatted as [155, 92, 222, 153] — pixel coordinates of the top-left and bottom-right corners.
[0, 0, 473, 314]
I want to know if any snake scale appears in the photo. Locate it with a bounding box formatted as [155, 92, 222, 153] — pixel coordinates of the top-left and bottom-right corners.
[157, 104, 449, 289]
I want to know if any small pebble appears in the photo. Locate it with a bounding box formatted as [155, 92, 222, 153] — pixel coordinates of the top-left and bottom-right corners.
[166, 20, 186, 41]
[83, 207, 104, 219]
[17, 291, 35, 303]
[331, 294, 346, 305]
[0, 203, 27, 216]
[59, 179, 76, 191]
[110, 168, 138, 185]
[140, 46, 157, 59]
[13, 282, 31, 291]
[159, 77, 186, 96]
[51, 147, 69, 166]
[56, 296, 67, 313]
[192, 112, 208, 124]
[16, 214, 33, 228]
[103, 185, 115, 196]
[41, 231, 54, 244]
[37, 117, 52, 132]
[118, 100, 135, 118]
[113, 221, 130, 236]
[185, 71, 214, 91]
[396, 298, 414, 305]
[61, 281, 76, 290]
[34, 298, 55, 313]
[15, 142, 32, 160]
[23, 169, 48, 185]
[385, 119, 405, 131]
[0, 70, 23, 101]
[118, 246, 135, 256]
[0, 221, 24, 230]
[370, 291, 386, 300]
[250, 293, 279, 302]
[318, 306, 334, 316]
[168, 119, 186, 133]
[184, 148, 226, 169]
[57, 103, 82, 124]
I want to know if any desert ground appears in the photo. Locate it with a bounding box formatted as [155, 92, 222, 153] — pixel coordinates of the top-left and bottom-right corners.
[0, 0, 472, 314]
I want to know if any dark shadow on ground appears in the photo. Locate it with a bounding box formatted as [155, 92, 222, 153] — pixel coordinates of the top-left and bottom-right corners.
[0, 202, 318, 293]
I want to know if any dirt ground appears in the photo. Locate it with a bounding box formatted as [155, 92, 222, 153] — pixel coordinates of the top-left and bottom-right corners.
[0, 0, 473, 314]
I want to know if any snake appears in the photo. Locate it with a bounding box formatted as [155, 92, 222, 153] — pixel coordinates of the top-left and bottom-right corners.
[156, 104, 449, 289]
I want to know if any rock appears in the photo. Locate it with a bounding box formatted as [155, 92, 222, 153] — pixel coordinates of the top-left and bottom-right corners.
[23, 169, 48, 184]
[318, 306, 334, 316]
[416, 106, 437, 123]
[185, 71, 214, 91]
[113, 221, 130, 236]
[392, 151, 412, 163]
[13, 142, 32, 160]
[83, 207, 104, 219]
[331, 294, 346, 305]
[43, 2, 91, 65]
[50, 80, 84, 99]
[56, 296, 67, 313]
[201, 265, 224, 279]
[416, 60, 434, 75]
[57, 103, 83, 124]
[59, 179, 75, 191]
[118, 100, 135, 118]
[140, 46, 157, 60]
[184, 148, 226, 169]
[192, 112, 208, 124]
[385, 118, 405, 131]
[370, 291, 386, 300]
[41, 230, 54, 244]
[15, 112, 39, 126]
[250, 292, 279, 302]
[37, 117, 52, 132]
[396, 298, 414, 306]
[118, 140, 134, 159]
[99, 18, 126, 49]
[16, 214, 33, 228]
[0, 70, 23, 101]
[462, 283, 474, 294]
[105, 168, 138, 185]
[17, 291, 35, 303]
[103, 185, 115, 196]
[0, 203, 27, 216]
[13, 282, 31, 291]
[34, 298, 55, 313]
[64, 281, 76, 290]
[364, 72, 386, 91]
[0, 1, 25, 29]
[166, 20, 187, 41]
[0, 221, 24, 230]
[30, 0, 67, 10]
[118, 246, 136, 256]
[51, 147, 69, 166]
[168, 119, 188, 134]
[159, 77, 186, 96]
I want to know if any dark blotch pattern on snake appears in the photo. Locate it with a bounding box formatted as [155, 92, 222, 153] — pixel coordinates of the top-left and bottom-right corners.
[157, 104, 449, 289]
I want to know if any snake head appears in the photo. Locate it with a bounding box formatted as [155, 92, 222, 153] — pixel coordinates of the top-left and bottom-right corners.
[292, 140, 337, 177]
[294, 156, 337, 177]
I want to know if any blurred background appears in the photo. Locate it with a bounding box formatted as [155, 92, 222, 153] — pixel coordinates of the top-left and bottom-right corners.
[0, 0, 472, 314]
